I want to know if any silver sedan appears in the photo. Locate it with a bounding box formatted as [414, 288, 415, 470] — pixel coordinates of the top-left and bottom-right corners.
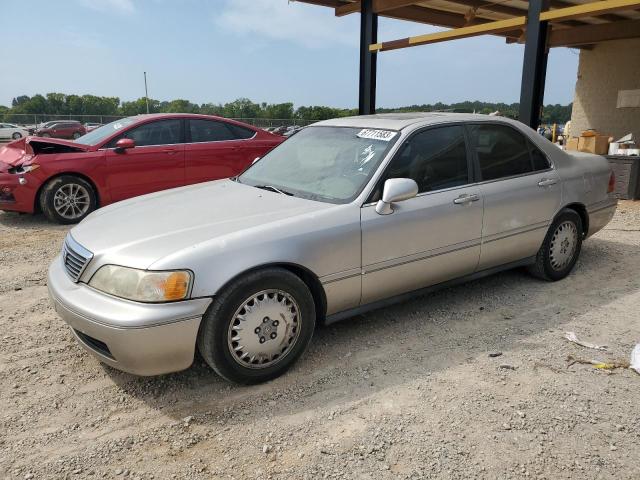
[48, 113, 617, 384]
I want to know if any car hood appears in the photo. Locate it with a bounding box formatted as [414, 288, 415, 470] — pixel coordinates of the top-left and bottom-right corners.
[0, 137, 89, 171]
[71, 180, 335, 270]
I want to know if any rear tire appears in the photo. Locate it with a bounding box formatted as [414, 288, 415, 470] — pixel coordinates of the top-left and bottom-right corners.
[12, 132, 22, 140]
[527, 209, 583, 281]
[39, 175, 97, 224]
[197, 268, 316, 384]
[73, 132, 81, 139]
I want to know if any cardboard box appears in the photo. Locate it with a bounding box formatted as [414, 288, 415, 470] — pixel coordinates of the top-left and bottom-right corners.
[578, 135, 609, 155]
[566, 137, 579, 151]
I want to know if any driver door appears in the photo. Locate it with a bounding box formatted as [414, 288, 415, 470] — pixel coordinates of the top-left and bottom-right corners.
[360, 125, 484, 304]
[105, 119, 185, 202]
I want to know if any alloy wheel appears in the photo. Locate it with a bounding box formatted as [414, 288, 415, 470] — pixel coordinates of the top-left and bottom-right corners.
[53, 183, 91, 220]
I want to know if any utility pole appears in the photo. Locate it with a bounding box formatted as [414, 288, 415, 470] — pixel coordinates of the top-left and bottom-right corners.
[144, 71, 150, 114]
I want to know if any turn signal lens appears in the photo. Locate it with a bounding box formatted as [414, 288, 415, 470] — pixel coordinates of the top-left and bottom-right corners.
[607, 171, 615, 193]
[163, 272, 191, 301]
[89, 265, 192, 303]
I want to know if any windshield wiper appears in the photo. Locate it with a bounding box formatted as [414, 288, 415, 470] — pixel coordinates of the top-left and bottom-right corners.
[254, 185, 294, 196]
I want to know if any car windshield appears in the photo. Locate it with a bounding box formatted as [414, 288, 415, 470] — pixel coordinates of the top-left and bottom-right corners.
[238, 126, 398, 203]
[74, 117, 137, 146]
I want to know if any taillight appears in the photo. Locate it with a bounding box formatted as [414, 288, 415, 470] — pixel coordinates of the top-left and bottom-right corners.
[607, 171, 615, 193]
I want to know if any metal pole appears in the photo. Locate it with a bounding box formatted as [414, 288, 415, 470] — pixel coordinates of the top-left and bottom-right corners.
[358, 0, 378, 115]
[144, 71, 150, 114]
[518, 0, 549, 129]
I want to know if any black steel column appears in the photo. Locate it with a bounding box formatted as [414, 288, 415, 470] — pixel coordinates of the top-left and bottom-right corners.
[359, 0, 378, 115]
[518, 0, 549, 128]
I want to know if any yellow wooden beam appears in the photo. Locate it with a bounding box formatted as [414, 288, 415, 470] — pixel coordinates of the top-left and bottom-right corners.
[370, 17, 524, 51]
[370, 0, 640, 52]
[540, 0, 640, 21]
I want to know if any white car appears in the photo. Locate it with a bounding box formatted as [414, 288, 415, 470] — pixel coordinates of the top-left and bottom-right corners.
[0, 123, 29, 141]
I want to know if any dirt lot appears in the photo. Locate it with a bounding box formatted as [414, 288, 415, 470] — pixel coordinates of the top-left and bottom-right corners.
[1, 203, 639, 480]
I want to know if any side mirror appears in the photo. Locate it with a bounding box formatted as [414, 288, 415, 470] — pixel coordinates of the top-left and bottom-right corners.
[375, 178, 418, 215]
[252, 156, 261, 165]
[115, 138, 135, 152]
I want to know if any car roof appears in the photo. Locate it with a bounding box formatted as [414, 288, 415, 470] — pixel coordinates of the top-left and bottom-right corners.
[312, 112, 517, 131]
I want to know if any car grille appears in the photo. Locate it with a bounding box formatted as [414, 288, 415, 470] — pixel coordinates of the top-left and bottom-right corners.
[62, 235, 93, 282]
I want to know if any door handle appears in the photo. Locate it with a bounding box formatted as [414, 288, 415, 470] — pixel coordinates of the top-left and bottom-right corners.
[453, 193, 480, 205]
[162, 149, 178, 155]
[538, 178, 557, 187]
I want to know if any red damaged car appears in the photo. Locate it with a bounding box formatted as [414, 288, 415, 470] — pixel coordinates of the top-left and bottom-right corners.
[0, 114, 284, 224]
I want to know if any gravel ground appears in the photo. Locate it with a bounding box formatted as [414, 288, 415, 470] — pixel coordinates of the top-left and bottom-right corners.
[1, 203, 639, 480]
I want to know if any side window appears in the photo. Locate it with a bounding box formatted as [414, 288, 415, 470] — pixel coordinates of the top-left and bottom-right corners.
[189, 120, 236, 142]
[381, 125, 469, 195]
[470, 124, 533, 181]
[530, 142, 550, 171]
[109, 119, 182, 147]
[227, 123, 256, 140]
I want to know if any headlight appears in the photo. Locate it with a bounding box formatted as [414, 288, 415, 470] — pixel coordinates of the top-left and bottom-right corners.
[8, 164, 39, 175]
[89, 265, 192, 303]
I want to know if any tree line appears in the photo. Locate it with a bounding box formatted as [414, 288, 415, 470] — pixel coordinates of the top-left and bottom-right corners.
[0, 93, 573, 124]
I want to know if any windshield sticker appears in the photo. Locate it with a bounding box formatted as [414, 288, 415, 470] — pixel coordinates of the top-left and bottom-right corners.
[356, 129, 397, 142]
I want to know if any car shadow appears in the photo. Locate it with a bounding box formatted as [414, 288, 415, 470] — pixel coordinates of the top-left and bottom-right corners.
[103, 235, 640, 424]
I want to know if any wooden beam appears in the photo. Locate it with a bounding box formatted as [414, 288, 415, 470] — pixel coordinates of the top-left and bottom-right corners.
[336, 0, 423, 16]
[373, 0, 419, 12]
[445, 0, 588, 27]
[371, 0, 640, 52]
[336, 1, 361, 16]
[539, 0, 640, 21]
[549, 0, 628, 22]
[371, 17, 525, 51]
[548, 18, 640, 46]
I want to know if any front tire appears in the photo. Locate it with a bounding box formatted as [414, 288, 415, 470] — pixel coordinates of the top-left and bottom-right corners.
[197, 268, 316, 384]
[39, 175, 97, 224]
[12, 132, 22, 140]
[528, 209, 583, 281]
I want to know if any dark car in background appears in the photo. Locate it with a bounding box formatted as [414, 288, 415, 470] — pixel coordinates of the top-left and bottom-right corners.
[35, 120, 87, 139]
[0, 114, 285, 224]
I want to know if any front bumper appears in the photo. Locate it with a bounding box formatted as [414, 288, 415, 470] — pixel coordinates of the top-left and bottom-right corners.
[48, 256, 212, 376]
[0, 171, 38, 213]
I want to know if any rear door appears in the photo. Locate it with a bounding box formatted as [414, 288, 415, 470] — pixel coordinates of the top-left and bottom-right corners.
[184, 119, 261, 185]
[468, 123, 561, 270]
[105, 119, 185, 202]
[56, 122, 73, 139]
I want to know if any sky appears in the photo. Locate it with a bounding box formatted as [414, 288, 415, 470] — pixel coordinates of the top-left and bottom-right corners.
[0, 0, 580, 109]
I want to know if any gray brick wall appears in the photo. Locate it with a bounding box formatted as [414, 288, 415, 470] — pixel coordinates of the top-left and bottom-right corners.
[570, 38, 640, 142]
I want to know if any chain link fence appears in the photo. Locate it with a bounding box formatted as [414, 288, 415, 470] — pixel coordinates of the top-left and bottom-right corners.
[0, 113, 316, 129]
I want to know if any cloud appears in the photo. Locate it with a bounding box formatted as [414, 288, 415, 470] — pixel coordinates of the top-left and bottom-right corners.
[214, 0, 357, 49]
[77, 0, 135, 15]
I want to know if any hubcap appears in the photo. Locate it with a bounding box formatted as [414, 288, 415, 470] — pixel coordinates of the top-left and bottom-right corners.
[549, 221, 578, 271]
[228, 289, 301, 369]
[53, 184, 90, 220]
